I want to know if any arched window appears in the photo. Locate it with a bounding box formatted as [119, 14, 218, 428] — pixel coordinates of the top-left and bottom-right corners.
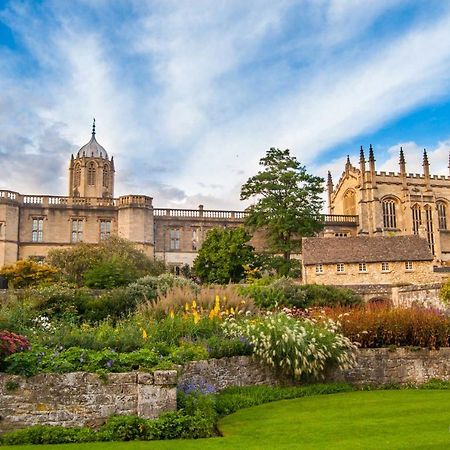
[87, 162, 96, 186]
[412, 204, 421, 235]
[437, 201, 447, 230]
[343, 190, 356, 215]
[103, 165, 109, 188]
[424, 205, 435, 254]
[382, 199, 397, 229]
[74, 164, 81, 187]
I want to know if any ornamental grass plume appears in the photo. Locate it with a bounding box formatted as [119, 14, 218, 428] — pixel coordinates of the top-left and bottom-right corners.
[222, 312, 356, 380]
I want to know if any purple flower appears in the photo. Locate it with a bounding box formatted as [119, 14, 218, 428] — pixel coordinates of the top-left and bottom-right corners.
[106, 359, 114, 368]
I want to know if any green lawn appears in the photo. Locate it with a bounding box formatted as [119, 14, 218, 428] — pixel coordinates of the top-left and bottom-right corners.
[4, 389, 450, 449]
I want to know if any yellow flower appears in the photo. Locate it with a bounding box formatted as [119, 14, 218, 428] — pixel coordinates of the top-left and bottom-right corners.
[169, 309, 175, 319]
[193, 310, 200, 324]
[230, 307, 235, 315]
[142, 329, 148, 339]
[209, 309, 216, 320]
[185, 303, 190, 312]
[192, 300, 197, 309]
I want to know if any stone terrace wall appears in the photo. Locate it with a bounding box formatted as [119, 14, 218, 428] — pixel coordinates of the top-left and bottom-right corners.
[178, 356, 287, 391]
[0, 370, 177, 433]
[328, 348, 450, 384]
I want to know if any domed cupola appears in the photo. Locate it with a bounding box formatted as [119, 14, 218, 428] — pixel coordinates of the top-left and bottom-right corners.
[69, 119, 115, 198]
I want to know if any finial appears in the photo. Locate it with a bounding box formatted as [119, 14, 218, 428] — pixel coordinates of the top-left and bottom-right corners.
[92, 118, 96, 136]
[346, 155, 350, 165]
[359, 145, 365, 162]
[368, 144, 375, 162]
[423, 148, 429, 166]
[327, 170, 333, 184]
[399, 146, 405, 165]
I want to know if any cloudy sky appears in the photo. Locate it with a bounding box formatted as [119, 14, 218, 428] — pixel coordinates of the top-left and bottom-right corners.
[2, 0, 450, 210]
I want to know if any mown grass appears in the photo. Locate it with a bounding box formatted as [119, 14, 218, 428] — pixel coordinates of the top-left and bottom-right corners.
[3, 389, 450, 449]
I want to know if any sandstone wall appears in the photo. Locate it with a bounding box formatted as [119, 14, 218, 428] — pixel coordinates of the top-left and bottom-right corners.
[0, 370, 177, 433]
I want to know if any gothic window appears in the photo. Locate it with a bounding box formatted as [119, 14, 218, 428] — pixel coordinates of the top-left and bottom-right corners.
[343, 190, 356, 215]
[74, 164, 81, 187]
[437, 201, 447, 230]
[103, 165, 109, 188]
[424, 205, 435, 254]
[87, 162, 96, 186]
[412, 204, 421, 235]
[71, 219, 83, 243]
[170, 228, 180, 250]
[32, 218, 44, 242]
[100, 220, 111, 240]
[382, 199, 397, 229]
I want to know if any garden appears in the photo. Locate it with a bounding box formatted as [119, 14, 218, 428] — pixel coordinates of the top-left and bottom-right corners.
[2, 236, 450, 447]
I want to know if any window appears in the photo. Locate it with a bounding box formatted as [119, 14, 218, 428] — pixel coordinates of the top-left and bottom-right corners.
[335, 232, 348, 237]
[336, 263, 345, 273]
[424, 205, 435, 255]
[192, 228, 198, 251]
[103, 165, 109, 188]
[100, 220, 111, 240]
[382, 199, 397, 229]
[74, 164, 81, 187]
[412, 204, 421, 235]
[71, 219, 83, 243]
[170, 228, 180, 250]
[87, 162, 96, 186]
[437, 202, 447, 230]
[381, 262, 390, 272]
[358, 263, 367, 273]
[315, 264, 323, 273]
[405, 261, 413, 270]
[31, 218, 43, 242]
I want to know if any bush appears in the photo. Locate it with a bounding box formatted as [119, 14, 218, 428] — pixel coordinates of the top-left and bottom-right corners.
[84, 259, 135, 288]
[314, 304, 450, 349]
[239, 279, 363, 309]
[0, 260, 59, 288]
[223, 312, 356, 379]
[0, 330, 30, 370]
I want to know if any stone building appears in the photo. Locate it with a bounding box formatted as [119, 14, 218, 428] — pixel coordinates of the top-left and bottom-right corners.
[327, 146, 450, 264]
[302, 235, 438, 285]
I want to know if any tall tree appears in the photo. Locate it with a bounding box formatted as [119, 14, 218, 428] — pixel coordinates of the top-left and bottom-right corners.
[193, 227, 255, 284]
[240, 148, 324, 269]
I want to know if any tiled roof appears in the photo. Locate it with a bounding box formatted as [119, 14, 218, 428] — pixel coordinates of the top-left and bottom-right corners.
[302, 235, 433, 265]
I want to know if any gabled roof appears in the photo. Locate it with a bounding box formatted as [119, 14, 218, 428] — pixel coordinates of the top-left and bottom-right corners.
[302, 235, 433, 265]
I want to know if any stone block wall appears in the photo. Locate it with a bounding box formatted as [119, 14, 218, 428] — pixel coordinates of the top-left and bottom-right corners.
[0, 370, 177, 433]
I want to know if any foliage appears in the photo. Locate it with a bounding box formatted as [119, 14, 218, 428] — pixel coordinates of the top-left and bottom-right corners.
[239, 279, 362, 309]
[139, 284, 256, 319]
[193, 227, 256, 284]
[223, 312, 356, 379]
[47, 236, 165, 285]
[439, 279, 450, 306]
[83, 259, 135, 288]
[0, 330, 30, 370]
[0, 260, 59, 288]
[313, 304, 450, 349]
[240, 148, 324, 274]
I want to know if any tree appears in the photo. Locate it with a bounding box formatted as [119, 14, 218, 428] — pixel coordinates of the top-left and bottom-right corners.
[47, 236, 166, 286]
[193, 227, 256, 284]
[240, 148, 324, 274]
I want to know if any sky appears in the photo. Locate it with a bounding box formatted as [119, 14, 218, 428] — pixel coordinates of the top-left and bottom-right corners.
[2, 0, 450, 210]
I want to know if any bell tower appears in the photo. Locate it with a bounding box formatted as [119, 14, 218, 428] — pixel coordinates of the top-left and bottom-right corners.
[68, 119, 115, 198]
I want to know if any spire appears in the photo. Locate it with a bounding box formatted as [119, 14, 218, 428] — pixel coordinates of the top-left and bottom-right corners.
[327, 170, 333, 187]
[92, 118, 96, 137]
[423, 148, 429, 167]
[399, 146, 405, 165]
[368, 144, 375, 162]
[359, 145, 365, 163]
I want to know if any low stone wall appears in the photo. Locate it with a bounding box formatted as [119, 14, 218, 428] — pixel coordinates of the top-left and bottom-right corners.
[0, 370, 177, 433]
[178, 355, 285, 391]
[393, 283, 443, 309]
[328, 348, 450, 384]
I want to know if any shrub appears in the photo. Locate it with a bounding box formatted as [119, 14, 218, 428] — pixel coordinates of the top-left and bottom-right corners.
[222, 312, 356, 379]
[83, 259, 135, 288]
[0, 260, 59, 288]
[0, 330, 30, 370]
[314, 304, 450, 349]
[439, 280, 450, 306]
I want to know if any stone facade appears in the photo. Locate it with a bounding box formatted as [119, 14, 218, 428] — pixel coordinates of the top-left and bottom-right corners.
[0, 370, 177, 433]
[328, 146, 450, 263]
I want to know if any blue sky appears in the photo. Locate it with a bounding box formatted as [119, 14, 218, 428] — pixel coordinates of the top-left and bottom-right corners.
[1, 0, 450, 209]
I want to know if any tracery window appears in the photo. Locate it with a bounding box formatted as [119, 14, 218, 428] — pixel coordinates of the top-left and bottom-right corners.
[424, 205, 435, 254]
[74, 164, 81, 187]
[382, 199, 397, 229]
[412, 204, 421, 235]
[437, 201, 447, 230]
[103, 165, 109, 188]
[87, 162, 96, 186]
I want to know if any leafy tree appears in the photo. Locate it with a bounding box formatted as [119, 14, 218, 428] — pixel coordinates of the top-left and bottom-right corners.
[241, 148, 324, 275]
[0, 260, 59, 288]
[47, 236, 166, 286]
[193, 227, 256, 284]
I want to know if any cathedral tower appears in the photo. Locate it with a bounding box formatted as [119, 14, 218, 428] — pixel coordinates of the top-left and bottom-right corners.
[68, 120, 115, 198]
